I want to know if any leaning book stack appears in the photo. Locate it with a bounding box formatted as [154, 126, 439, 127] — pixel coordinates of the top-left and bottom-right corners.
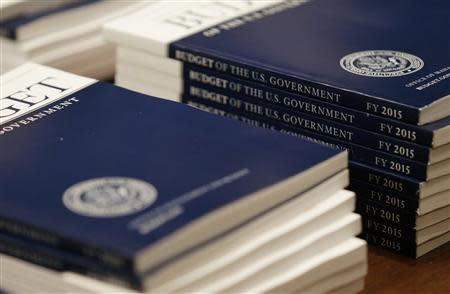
[0, 63, 366, 293]
[103, 0, 450, 258]
[0, 0, 147, 78]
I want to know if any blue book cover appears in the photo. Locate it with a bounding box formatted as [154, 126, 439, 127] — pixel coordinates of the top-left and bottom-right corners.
[105, 0, 450, 125]
[0, 63, 346, 275]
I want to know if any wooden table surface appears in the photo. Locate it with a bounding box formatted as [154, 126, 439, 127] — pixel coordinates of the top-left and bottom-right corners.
[362, 242, 450, 293]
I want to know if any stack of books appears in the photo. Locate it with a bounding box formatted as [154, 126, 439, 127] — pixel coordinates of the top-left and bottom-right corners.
[0, 63, 366, 293]
[0, 253, 121, 294]
[103, 0, 450, 258]
[0, 0, 146, 79]
[1, 252, 367, 294]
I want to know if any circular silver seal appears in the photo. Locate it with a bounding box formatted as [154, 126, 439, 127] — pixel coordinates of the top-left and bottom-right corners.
[340, 50, 424, 77]
[63, 177, 157, 218]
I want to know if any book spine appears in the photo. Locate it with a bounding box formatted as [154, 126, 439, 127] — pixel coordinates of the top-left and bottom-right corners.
[349, 178, 419, 213]
[169, 45, 420, 124]
[355, 198, 416, 228]
[182, 65, 433, 146]
[359, 231, 416, 258]
[349, 162, 421, 197]
[0, 216, 131, 271]
[183, 80, 431, 165]
[0, 28, 15, 39]
[361, 216, 416, 242]
[184, 98, 423, 196]
[278, 124, 428, 181]
[0, 237, 69, 271]
[184, 94, 429, 180]
[184, 78, 431, 164]
[0, 237, 139, 289]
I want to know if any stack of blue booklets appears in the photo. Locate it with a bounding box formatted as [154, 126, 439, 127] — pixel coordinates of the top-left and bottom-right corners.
[0, 0, 147, 79]
[0, 63, 366, 292]
[103, 0, 450, 258]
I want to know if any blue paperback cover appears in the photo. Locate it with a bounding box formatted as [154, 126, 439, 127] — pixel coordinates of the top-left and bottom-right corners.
[0, 63, 346, 275]
[105, 0, 450, 125]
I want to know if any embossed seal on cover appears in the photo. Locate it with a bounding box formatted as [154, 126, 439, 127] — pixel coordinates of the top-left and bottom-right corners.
[63, 177, 157, 217]
[340, 50, 424, 77]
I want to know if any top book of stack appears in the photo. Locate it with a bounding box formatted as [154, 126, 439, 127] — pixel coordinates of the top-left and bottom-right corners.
[103, 0, 450, 125]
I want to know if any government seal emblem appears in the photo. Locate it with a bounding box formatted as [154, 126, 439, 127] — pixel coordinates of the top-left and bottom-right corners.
[340, 50, 424, 77]
[63, 177, 157, 217]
